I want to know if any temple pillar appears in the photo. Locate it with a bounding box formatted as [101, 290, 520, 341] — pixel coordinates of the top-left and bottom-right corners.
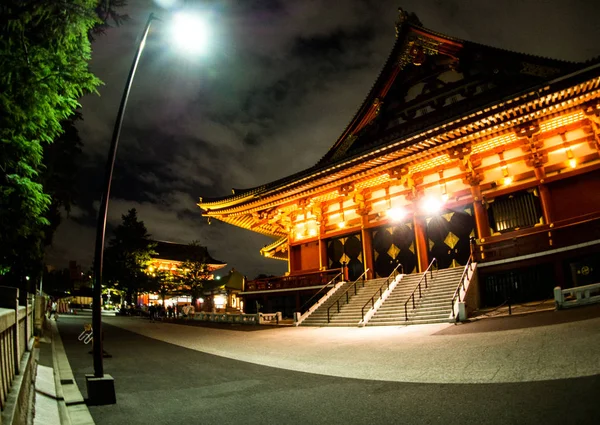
[413, 213, 429, 273]
[360, 214, 374, 279]
[318, 221, 328, 270]
[534, 168, 553, 224]
[287, 236, 292, 274]
[470, 184, 491, 240]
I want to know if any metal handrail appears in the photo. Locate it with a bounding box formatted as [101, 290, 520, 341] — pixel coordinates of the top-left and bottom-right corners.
[297, 269, 344, 314]
[361, 263, 404, 323]
[403, 258, 437, 321]
[450, 256, 474, 319]
[327, 269, 369, 323]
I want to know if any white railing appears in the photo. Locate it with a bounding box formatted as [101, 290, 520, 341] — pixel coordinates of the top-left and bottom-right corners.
[257, 312, 282, 325]
[554, 283, 600, 309]
[449, 261, 478, 322]
[294, 279, 346, 326]
[190, 311, 283, 325]
[0, 287, 34, 414]
[359, 272, 404, 327]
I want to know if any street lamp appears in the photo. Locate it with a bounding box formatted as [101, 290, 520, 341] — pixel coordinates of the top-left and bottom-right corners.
[88, 12, 208, 405]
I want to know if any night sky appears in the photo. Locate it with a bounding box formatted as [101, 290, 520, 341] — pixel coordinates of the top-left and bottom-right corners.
[44, 0, 600, 279]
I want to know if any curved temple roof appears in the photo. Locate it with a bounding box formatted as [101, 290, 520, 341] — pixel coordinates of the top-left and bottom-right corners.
[198, 7, 600, 237]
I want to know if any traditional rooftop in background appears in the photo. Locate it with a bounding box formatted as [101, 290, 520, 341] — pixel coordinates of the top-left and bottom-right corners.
[198, 8, 600, 321]
[149, 240, 226, 275]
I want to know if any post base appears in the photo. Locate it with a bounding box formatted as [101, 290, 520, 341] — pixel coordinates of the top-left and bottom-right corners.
[85, 374, 116, 405]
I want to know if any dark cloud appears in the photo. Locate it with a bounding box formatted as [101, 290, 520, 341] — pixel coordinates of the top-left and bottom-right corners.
[46, 0, 600, 279]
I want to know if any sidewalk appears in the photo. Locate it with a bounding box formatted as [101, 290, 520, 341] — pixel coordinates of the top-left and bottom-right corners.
[33, 319, 94, 425]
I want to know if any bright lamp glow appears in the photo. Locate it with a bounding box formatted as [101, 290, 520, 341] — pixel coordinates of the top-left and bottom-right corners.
[214, 295, 226, 308]
[422, 197, 442, 215]
[569, 159, 577, 168]
[170, 12, 210, 54]
[387, 207, 407, 222]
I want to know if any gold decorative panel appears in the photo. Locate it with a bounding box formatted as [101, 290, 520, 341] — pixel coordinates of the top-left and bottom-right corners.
[387, 244, 400, 259]
[444, 231, 459, 249]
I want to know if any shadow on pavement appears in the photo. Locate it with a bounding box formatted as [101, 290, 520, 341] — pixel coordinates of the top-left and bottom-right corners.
[434, 303, 600, 335]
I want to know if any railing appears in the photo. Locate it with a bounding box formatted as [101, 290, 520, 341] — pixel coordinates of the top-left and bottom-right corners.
[477, 212, 600, 262]
[450, 255, 474, 319]
[404, 258, 437, 321]
[554, 282, 600, 309]
[327, 269, 369, 323]
[297, 270, 344, 315]
[245, 268, 341, 292]
[192, 311, 260, 325]
[0, 287, 34, 412]
[361, 263, 403, 323]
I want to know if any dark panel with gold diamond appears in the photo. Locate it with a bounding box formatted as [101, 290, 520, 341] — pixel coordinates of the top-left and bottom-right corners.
[426, 205, 476, 269]
[327, 233, 363, 281]
[372, 222, 418, 277]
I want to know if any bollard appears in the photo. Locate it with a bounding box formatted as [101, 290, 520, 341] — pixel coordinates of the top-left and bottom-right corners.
[553, 286, 563, 309]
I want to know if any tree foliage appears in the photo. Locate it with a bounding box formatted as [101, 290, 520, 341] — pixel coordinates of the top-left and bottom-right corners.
[0, 0, 102, 278]
[177, 242, 213, 306]
[103, 209, 156, 301]
[146, 269, 176, 305]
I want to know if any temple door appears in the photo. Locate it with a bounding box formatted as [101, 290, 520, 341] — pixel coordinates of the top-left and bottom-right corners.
[372, 222, 418, 277]
[426, 205, 476, 270]
[327, 233, 363, 281]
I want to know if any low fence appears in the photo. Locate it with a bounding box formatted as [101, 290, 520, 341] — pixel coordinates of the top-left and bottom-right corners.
[190, 311, 282, 325]
[554, 283, 600, 309]
[0, 286, 35, 425]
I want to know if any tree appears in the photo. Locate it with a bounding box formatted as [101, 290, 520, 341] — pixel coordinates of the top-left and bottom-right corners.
[103, 209, 156, 303]
[0, 0, 100, 286]
[0, 1, 130, 290]
[178, 242, 213, 307]
[146, 269, 176, 306]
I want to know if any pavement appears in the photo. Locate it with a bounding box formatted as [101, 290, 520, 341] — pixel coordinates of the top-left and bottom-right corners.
[32, 302, 600, 425]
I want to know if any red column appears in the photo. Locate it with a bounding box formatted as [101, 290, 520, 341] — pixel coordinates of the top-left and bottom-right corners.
[318, 223, 328, 270]
[413, 214, 429, 273]
[361, 214, 374, 279]
[534, 167, 553, 225]
[470, 185, 490, 240]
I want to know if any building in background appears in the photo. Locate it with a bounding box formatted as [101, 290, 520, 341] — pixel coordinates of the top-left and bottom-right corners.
[138, 240, 227, 308]
[199, 9, 600, 316]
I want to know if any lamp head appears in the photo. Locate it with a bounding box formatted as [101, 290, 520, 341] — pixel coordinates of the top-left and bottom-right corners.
[170, 12, 210, 55]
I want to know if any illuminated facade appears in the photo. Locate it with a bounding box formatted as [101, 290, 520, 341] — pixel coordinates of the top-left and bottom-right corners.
[148, 240, 226, 276]
[198, 9, 600, 315]
[139, 241, 227, 308]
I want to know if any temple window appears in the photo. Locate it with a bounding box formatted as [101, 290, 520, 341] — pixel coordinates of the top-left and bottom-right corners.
[487, 189, 543, 233]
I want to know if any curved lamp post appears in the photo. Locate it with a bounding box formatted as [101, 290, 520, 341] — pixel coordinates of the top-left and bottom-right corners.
[88, 12, 208, 405]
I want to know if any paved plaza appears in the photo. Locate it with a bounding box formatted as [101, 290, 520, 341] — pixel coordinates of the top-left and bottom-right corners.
[100, 308, 600, 384]
[33, 305, 600, 425]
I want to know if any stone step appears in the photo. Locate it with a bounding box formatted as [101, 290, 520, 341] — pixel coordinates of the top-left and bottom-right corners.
[411, 311, 452, 320]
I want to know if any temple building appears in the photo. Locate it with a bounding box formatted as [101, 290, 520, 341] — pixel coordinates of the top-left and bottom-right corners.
[148, 240, 226, 276]
[138, 240, 227, 308]
[198, 9, 600, 321]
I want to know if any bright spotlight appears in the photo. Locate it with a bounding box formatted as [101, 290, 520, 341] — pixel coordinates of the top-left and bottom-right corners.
[170, 12, 210, 55]
[422, 197, 442, 215]
[387, 207, 407, 222]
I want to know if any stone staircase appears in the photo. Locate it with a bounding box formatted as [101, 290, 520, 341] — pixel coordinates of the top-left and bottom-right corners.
[301, 278, 389, 327]
[368, 266, 465, 326]
[366, 273, 429, 326]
